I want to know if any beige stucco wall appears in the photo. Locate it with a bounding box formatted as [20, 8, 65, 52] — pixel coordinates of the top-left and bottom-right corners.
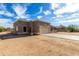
[14, 20, 29, 34]
[14, 20, 51, 34]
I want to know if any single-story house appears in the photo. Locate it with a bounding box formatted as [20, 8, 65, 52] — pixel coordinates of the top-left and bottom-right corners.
[13, 20, 52, 35]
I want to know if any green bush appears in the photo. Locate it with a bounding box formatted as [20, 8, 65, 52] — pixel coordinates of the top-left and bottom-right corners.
[0, 26, 5, 32]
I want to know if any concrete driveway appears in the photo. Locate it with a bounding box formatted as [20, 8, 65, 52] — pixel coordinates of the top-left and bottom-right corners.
[43, 33, 79, 41]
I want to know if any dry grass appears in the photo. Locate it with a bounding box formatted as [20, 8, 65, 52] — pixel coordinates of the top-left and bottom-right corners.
[0, 34, 79, 56]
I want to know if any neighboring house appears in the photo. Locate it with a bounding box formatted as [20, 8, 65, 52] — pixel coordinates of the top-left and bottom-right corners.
[56, 25, 69, 32]
[13, 20, 51, 35]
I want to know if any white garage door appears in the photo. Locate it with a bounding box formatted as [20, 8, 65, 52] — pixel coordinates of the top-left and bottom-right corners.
[40, 28, 49, 34]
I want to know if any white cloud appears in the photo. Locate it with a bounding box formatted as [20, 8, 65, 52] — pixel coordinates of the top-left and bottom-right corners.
[43, 10, 51, 15]
[58, 18, 79, 23]
[0, 19, 11, 23]
[37, 7, 43, 14]
[0, 11, 5, 14]
[0, 19, 13, 28]
[26, 19, 30, 20]
[13, 4, 27, 19]
[51, 3, 79, 26]
[5, 12, 14, 17]
[39, 7, 43, 13]
[51, 3, 60, 10]
[37, 15, 42, 19]
[34, 7, 43, 15]
[56, 14, 63, 18]
[0, 4, 14, 17]
[13, 4, 26, 16]
[16, 14, 30, 19]
[54, 3, 79, 15]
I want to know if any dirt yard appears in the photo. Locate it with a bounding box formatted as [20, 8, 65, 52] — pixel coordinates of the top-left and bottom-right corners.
[1, 32, 79, 55]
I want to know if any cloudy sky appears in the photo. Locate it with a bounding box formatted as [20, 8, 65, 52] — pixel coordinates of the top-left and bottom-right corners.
[0, 3, 79, 28]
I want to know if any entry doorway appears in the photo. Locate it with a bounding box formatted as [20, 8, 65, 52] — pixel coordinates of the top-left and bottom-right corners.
[23, 26, 27, 32]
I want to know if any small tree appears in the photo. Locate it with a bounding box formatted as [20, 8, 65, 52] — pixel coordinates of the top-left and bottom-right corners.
[67, 25, 78, 32]
[0, 26, 6, 32]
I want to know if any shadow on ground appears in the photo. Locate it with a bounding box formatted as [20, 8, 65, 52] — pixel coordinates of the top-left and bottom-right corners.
[0, 33, 34, 40]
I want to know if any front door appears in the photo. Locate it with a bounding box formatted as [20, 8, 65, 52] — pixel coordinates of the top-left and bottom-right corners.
[23, 26, 26, 32]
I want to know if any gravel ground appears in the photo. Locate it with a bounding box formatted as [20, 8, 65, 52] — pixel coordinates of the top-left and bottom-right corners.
[0, 33, 79, 56]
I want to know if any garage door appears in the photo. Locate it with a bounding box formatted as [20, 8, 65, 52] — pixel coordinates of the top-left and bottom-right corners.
[40, 27, 49, 34]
